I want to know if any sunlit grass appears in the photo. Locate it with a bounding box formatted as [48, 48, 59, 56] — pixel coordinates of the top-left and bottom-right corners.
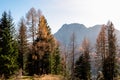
[5, 74, 64, 80]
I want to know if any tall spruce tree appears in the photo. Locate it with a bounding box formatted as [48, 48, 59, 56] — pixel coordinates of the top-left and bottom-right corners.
[50, 43, 61, 75]
[0, 12, 18, 78]
[18, 17, 28, 74]
[105, 21, 117, 80]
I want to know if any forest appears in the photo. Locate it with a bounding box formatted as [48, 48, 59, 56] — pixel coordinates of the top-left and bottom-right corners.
[0, 7, 119, 80]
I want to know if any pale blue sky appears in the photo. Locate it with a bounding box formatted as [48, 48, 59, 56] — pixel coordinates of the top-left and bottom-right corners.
[0, 0, 120, 33]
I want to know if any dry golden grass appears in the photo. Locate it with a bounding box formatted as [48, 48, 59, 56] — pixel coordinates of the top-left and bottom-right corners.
[38, 74, 64, 80]
[7, 74, 65, 80]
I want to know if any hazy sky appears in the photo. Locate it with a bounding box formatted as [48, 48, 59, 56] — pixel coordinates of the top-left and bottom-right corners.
[0, 0, 120, 33]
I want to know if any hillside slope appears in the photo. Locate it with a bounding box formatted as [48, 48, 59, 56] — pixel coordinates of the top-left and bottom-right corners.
[54, 23, 120, 47]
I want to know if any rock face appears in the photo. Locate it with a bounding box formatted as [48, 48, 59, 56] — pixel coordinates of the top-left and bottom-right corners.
[54, 23, 101, 47]
[54, 23, 120, 47]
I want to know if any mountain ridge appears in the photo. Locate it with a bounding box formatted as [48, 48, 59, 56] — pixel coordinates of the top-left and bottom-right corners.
[54, 23, 120, 47]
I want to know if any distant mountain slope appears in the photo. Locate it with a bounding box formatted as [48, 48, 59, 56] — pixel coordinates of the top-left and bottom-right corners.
[54, 23, 120, 47]
[54, 23, 101, 47]
[54, 23, 120, 76]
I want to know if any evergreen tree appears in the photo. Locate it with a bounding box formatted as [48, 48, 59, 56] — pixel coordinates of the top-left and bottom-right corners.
[74, 54, 84, 80]
[74, 38, 91, 80]
[105, 21, 117, 80]
[18, 17, 28, 74]
[0, 11, 18, 78]
[50, 44, 61, 75]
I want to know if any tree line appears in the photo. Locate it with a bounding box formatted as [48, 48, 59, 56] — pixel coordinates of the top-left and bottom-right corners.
[72, 21, 118, 80]
[57, 22, 118, 80]
[0, 8, 61, 78]
[0, 7, 119, 80]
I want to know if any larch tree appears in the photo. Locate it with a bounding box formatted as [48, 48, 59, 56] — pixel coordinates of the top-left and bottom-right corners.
[96, 25, 106, 72]
[33, 15, 55, 75]
[26, 7, 41, 43]
[18, 17, 28, 74]
[26, 7, 42, 75]
[0, 11, 19, 78]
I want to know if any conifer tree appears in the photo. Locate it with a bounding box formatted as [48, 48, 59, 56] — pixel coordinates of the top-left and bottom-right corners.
[0, 11, 18, 78]
[26, 48, 34, 75]
[26, 8, 42, 75]
[96, 25, 106, 72]
[105, 22, 117, 80]
[74, 54, 84, 80]
[18, 17, 28, 74]
[74, 38, 91, 80]
[26, 7, 41, 43]
[96, 21, 118, 80]
[33, 15, 55, 75]
[50, 44, 61, 75]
